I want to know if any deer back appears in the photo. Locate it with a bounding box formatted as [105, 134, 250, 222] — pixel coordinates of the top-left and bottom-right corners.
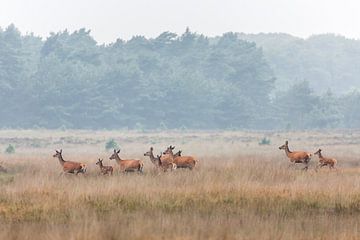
[173, 156, 196, 167]
[288, 151, 311, 161]
[118, 159, 142, 170]
[63, 161, 85, 171]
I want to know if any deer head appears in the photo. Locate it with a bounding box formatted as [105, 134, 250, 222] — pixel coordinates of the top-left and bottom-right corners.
[163, 145, 175, 154]
[278, 141, 288, 150]
[53, 149, 62, 158]
[175, 150, 182, 157]
[96, 158, 103, 165]
[314, 149, 322, 156]
[109, 149, 120, 160]
[144, 147, 153, 157]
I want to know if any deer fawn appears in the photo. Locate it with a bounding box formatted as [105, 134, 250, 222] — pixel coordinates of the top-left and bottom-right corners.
[163, 145, 197, 170]
[314, 149, 337, 170]
[109, 149, 144, 173]
[96, 158, 113, 175]
[144, 147, 176, 172]
[53, 149, 86, 175]
[278, 141, 312, 170]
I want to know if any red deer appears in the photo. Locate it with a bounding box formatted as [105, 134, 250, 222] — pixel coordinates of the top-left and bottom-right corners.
[163, 145, 198, 170]
[53, 150, 86, 175]
[109, 149, 144, 173]
[144, 147, 176, 172]
[96, 158, 113, 175]
[314, 149, 337, 170]
[278, 141, 312, 170]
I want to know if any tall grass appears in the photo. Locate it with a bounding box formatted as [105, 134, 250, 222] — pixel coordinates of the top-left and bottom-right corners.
[1, 130, 360, 239]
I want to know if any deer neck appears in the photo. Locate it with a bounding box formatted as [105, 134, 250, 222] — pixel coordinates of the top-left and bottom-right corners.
[149, 152, 157, 164]
[284, 146, 292, 157]
[115, 154, 122, 164]
[57, 155, 65, 166]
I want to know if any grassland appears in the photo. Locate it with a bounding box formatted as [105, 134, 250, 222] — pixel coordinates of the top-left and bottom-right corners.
[1, 129, 360, 239]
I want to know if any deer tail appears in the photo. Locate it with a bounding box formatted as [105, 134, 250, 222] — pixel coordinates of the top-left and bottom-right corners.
[139, 161, 144, 173]
[80, 163, 87, 173]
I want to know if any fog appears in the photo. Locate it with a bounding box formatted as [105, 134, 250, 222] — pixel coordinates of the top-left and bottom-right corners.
[1, 0, 360, 130]
[0, 0, 359, 43]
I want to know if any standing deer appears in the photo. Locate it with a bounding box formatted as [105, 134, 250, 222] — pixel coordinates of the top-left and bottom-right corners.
[314, 149, 337, 170]
[144, 147, 176, 172]
[109, 149, 144, 173]
[96, 158, 113, 175]
[278, 141, 312, 170]
[53, 150, 86, 175]
[163, 145, 197, 170]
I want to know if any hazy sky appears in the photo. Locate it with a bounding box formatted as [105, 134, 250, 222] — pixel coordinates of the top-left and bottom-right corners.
[0, 0, 359, 43]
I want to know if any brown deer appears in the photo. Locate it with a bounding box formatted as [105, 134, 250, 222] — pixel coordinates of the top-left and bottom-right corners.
[163, 145, 197, 170]
[53, 150, 86, 175]
[159, 153, 177, 171]
[144, 147, 176, 172]
[96, 158, 113, 175]
[314, 149, 337, 170]
[278, 141, 312, 170]
[109, 149, 144, 173]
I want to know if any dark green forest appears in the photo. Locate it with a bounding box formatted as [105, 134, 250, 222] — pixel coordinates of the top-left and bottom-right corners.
[1, 24, 360, 130]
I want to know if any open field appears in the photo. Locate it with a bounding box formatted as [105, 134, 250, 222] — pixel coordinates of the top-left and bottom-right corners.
[1, 129, 360, 239]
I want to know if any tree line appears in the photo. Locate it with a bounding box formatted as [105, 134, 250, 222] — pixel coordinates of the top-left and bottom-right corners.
[0, 24, 359, 130]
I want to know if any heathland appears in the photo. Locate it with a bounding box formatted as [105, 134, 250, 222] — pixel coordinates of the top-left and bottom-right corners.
[1, 130, 360, 239]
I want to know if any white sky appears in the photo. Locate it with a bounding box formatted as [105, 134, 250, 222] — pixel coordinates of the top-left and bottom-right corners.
[0, 0, 359, 43]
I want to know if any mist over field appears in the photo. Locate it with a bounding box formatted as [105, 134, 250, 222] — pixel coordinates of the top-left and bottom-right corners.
[1, 25, 360, 130]
[2, 1, 360, 239]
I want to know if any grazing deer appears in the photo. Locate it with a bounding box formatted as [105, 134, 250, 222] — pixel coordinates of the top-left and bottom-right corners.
[109, 149, 144, 173]
[314, 149, 337, 170]
[163, 145, 197, 170]
[144, 147, 176, 172]
[53, 150, 86, 175]
[96, 158, 113, 175]
[278, 141, 312, 170]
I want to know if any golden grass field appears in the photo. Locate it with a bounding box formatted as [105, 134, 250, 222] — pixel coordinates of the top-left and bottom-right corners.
[1, 129, 360, 239]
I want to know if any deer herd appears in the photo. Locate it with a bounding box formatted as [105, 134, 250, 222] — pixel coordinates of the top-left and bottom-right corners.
[51, 145, 198, 176]
[0, 141, 338, 176]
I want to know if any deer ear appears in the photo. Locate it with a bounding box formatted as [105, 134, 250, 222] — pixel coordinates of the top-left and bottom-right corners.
[55, 150, 59, 153]
[114, 149, 116, 153]
[60, 149, 62, 154]
[117, 149, 120, 154]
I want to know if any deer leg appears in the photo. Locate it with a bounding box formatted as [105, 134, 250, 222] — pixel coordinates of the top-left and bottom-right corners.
[302, 162, 309, 171]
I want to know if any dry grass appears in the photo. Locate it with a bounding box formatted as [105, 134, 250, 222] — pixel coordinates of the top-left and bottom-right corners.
[1, 130, 360, 239]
